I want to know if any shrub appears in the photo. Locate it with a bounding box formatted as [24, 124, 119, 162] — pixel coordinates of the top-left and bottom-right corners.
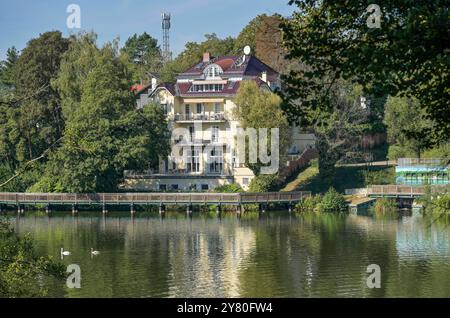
[248, 174, 279, 192]
[214, 183, 243, 193]
[372, 197, 398, 213]
[295, 194, 322, 212]
[318, 187, 347, 212]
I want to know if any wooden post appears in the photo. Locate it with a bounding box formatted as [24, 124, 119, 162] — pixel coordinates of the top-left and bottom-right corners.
[159, 203, 166, 214]
[236, 204, 242, 214]
[186, 203, 193, 215]
[45, 204, 50, 215]
[288, 202, 293, 213]
[216, 203, 222, 214]
[130, 204, 135, 215]
[259, 203, 266, 213]
[102, 204, 108, 215]
[72, 204, 78, 215]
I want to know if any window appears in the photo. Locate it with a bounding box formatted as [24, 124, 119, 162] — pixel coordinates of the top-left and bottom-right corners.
[243, 178, 249, 186]
[159, 184, 167, 191]
[189, 84, 224, 92]
[209, 147, 223, 174]
[161, 103, 168, 115]
[196, 103, 203, 114]
[185, 104, 190, 119]
[189, 126, 195, 142]
[186, 148, 200, 173]
[204, 64, 223, 79]
[214, 103, 221, 113]
[171, 184, 179, 191]
[201, 184, 209, 191]
[211, 126, 219, 143]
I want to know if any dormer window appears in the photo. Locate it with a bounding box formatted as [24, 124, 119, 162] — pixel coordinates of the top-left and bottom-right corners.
[203, 64, 223, 79]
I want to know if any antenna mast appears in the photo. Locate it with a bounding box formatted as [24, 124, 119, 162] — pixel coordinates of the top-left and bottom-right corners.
[161, 12, 172, 62]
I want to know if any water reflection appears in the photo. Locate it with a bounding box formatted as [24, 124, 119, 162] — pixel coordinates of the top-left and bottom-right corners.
[6, 210, 450, 298]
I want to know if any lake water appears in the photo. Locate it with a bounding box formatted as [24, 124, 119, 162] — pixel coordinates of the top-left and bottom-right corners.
[8, 210, 450, 297]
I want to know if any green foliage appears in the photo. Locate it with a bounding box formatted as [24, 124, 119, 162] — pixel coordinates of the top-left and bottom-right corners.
[0, 47, 19, 87]
[419, 186, 450, 216]
[295, 194, 322, 212]
[384, 96, 437, 159]
[282, 1, 449, 140]
[310, 81, 373, 176]
[33, 39, 170, 193]
[372, 198, 398, 214]
[234, 81, 291, 175]
[248, 174, 279, 192]
[318, 187, 347, 213]
[214, 183, 243, 193]
[362, 167, 395, 186]
[10, 31, 69, 163]
[0, 220, 66, 297]
[121, 32, 163, 82]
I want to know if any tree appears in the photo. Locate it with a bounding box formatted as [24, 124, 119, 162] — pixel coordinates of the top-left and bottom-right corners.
[121, 32, 163, 82]
[32, 43, 170, 193]
[0, 46, 19, 87]
[235, 14, 288, 72]
[281, 1, 449, 141]
[0, 220, 65, 297]
[298, 80, 371, 178]
[234, 81, 291, 175]
[384, 96, 436, 159]
[13, 31, 69, 162]
[52, 32, 99, 122]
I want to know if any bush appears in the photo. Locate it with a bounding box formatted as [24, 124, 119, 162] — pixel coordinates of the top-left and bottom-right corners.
[248, 174, 279, 192]
[295, 194, 322, 212]
[318, 187, 347, 212]
[214, 183, 243, 193]
[0, 220, 66, 297]
[372, 197, 398, 213]
[362, 167, 395, 185]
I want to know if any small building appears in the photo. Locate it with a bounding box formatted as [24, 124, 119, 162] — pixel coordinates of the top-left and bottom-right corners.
[395, 158, 449, 185]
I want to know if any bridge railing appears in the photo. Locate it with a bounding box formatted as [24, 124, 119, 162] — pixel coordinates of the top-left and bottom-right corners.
[367, 185, 448, 196]
[0, 191, 312, 205]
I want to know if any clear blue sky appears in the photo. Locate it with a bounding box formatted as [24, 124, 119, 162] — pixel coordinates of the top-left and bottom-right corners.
[0, 0, 296, 60]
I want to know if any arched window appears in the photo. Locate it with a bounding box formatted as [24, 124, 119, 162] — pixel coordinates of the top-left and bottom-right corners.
[203, 64, 223, 79]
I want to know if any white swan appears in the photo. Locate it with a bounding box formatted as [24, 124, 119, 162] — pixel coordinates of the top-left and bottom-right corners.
[60, 248, 71, 258]
[90, 248, 100, 256]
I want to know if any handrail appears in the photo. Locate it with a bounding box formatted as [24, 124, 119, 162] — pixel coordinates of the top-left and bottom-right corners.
[0, 191, 311, 205]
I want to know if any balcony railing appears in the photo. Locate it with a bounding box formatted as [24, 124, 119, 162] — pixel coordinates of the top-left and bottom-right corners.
[124, 166, 232, 178]
[173, 112, 225, 122]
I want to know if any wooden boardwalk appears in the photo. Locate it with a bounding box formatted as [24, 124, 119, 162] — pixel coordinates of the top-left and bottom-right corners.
[346, 185, 448, 198]
[0, 191, 311, 213]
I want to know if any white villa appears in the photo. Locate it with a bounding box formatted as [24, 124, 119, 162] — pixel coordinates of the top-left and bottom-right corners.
[124, 52, 315, 191]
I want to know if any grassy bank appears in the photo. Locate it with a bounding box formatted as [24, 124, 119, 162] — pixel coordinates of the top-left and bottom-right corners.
[280, 160, 395, 194]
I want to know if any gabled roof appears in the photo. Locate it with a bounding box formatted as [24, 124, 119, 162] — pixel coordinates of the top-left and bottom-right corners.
[178, 55, 279, 81]
[176, 77, 271, 97]
[136, 82, 176, 96]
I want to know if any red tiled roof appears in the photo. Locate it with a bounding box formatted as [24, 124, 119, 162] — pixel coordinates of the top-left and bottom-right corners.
[176, 77, 271, 97]
[131, 84, 145, 92]
[179, 55, 279, 79]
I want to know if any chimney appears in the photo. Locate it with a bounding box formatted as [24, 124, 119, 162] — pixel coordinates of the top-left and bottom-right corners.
[261, 71, 267, 83]
[151, 77, 157, 91]
[203, 52, 210, 63]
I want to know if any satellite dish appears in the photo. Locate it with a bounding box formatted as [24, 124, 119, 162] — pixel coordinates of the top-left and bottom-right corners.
[243, 45, 251, 55]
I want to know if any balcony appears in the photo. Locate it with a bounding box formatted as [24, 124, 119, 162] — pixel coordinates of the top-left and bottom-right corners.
[124, 166, 232, 178]
[173, 112, 226, 122]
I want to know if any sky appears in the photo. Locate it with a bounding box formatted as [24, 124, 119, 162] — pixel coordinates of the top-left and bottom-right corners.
[0, 0, 297, 60]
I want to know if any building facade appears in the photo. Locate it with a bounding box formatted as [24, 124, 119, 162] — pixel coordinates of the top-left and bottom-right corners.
[123, 53, 315, 191]
[395, 158, 449, 185]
